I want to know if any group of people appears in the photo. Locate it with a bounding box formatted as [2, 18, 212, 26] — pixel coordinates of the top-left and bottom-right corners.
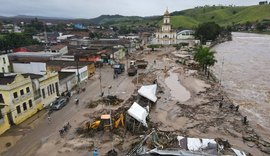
[218, 96, 248, 125]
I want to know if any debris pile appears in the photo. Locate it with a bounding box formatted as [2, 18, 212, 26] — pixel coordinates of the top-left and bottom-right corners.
[132, 73, 156, 84]
[85, 96, 124, 108]
[103, 96, 124, 106]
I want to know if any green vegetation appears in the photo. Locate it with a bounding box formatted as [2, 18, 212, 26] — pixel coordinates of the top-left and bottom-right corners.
[0, 33, 39, 52]
[194, 46, 217, 78]
[147, 44, 163, 51]
[92, 5, 270, 29]
[195, 22, 222, 43]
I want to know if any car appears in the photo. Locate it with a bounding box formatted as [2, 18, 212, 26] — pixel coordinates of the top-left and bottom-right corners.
[50, 97, 68, 110]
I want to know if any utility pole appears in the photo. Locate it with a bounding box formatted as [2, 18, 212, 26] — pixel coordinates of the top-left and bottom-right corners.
[75, 55, 80, 91]
[99, 62, 103, 96]
[136, 66, 139, 86]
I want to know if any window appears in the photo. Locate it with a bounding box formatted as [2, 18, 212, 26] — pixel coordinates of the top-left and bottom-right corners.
[23, 102, 27, 111]
[29, 100, 33, 108]
[3, 58, 6, 64]
[13, 92, 18, 99]
[26, 87, 30, 93]
[52, 84, 55, 93]
[0, 111, 3, 119]
[42, 89, 46, 98]
[47, 86, 50, 96]
[0, 94, 4, 103]
[20, 89, 24, 96]
[50, 85, 53, 94]
[16, 105, 21, 114]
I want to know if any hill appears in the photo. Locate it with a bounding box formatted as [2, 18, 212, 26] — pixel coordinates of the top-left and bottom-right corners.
[90, 5, 270, 29]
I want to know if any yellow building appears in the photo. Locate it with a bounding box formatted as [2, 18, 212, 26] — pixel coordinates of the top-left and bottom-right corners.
[39, 71, 60, 107]
[0, 72, 59, 135]
[0, 74, 43, 135]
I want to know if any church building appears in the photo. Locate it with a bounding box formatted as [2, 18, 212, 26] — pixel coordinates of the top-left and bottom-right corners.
[154, 8, 177, 45]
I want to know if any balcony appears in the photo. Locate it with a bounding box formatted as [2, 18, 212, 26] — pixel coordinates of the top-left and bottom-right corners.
[12, 98, 20, 104]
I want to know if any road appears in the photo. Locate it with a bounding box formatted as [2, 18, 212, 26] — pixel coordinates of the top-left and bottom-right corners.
[0, 66, 135, 156]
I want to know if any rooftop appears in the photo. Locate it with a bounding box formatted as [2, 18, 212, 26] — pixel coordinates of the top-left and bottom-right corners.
[58, 71, 76, 80]
[47, 60, 94, 68]
[0, 73, 17, 85]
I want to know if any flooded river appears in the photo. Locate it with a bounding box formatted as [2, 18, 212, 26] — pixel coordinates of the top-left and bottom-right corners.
[213, 32, 270, 130]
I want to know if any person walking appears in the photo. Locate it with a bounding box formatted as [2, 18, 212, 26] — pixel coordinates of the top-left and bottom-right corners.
[75, 97, 79, 105]
[47, 115, 51, 124]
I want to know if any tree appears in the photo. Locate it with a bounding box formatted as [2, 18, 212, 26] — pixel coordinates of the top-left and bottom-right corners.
[0, 33, 39, 52]
[195, 22, 221, 44]
[147, 44, 162, 51]
[194, 46, 217, 78]
[256, 22, 267, 32]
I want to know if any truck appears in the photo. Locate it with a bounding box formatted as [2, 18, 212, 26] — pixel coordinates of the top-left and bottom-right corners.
[136, 60, 148, 69]
[113, 63, 125, 74]
[127, 66, 137, 76]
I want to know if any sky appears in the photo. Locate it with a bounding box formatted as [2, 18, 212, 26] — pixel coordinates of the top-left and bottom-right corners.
[0, 0, 261, 19]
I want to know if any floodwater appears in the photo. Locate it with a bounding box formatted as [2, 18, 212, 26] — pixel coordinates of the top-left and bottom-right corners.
[213, 32, 270, 130]
[165, 70, 191, 102]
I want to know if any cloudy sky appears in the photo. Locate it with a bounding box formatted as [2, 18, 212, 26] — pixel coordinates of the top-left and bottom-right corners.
[0, 0, 260, 18]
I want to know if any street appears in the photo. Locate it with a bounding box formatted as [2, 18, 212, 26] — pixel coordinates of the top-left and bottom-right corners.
[0, 65, 135, 156]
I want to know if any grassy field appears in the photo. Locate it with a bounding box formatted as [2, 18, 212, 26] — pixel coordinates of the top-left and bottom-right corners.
[93, 5, 270, 29]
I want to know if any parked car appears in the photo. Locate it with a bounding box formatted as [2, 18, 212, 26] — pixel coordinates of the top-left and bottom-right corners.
[113, 63, 125, 74]
[51, 97, 68, 110]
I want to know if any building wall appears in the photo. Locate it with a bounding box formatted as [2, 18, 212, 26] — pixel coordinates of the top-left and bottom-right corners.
[13, 62, 46, 75]
[87, 64, 95, 77]
[113, 49, 126, 60]
[0, 90, 11, 135]
[0, 75, 43, 129]
[59, 46, 68, 55]
[0, 73, 57, 135]
[0, 115, 10, 135]
[0, 55, 10, 73]
[59, 74, 77, 94]
[39, 72, 59, 107]
[61, 66, 88, 82]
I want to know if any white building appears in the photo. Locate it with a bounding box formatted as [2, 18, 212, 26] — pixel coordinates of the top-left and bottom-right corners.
[61, 66, 88, 83]
[177, 30, 195, 40]
[0, 54, 10, 73]
[154, 9, 177, 45]
[13, 62, 47, 75]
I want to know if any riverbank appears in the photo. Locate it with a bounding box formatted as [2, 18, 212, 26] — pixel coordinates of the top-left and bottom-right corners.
[2, 46, 269, 156]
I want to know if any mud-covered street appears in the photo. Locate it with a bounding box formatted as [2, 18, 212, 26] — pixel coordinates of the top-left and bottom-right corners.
[1, 47, 270, 156]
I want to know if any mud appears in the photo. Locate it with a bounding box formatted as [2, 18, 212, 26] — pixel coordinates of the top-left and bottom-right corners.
[12, 46, 270, 156]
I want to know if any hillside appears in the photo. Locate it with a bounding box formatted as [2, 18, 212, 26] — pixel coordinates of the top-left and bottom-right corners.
[91, 5, 270, 29]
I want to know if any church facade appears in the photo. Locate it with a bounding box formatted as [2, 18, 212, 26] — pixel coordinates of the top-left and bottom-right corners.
[154, 9, 177, 45]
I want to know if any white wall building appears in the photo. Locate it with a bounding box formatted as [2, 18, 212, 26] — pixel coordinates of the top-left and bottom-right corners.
[154, 9, 177, 45]
[177, 30, 195, 40]
[13, 62, 47, 75]
[0, 54, 10, 73]
[61, 66, 88, 83]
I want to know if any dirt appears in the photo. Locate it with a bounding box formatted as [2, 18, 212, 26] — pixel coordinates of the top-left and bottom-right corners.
[3, 47, 270, 156]
[85, 96, 124, 108]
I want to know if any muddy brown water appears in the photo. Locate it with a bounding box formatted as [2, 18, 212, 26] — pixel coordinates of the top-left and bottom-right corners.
[165, 69, 191, 102]
[213, 32, 270, 133]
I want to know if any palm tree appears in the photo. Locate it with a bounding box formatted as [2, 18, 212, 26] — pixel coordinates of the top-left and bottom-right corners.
[194, 46, 217, 78]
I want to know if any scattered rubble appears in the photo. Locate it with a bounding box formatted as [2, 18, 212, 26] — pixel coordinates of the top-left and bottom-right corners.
[85, 96, 124, 108]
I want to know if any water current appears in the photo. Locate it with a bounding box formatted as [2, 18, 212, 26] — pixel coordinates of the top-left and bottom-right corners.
[213, 32, 270, 130]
